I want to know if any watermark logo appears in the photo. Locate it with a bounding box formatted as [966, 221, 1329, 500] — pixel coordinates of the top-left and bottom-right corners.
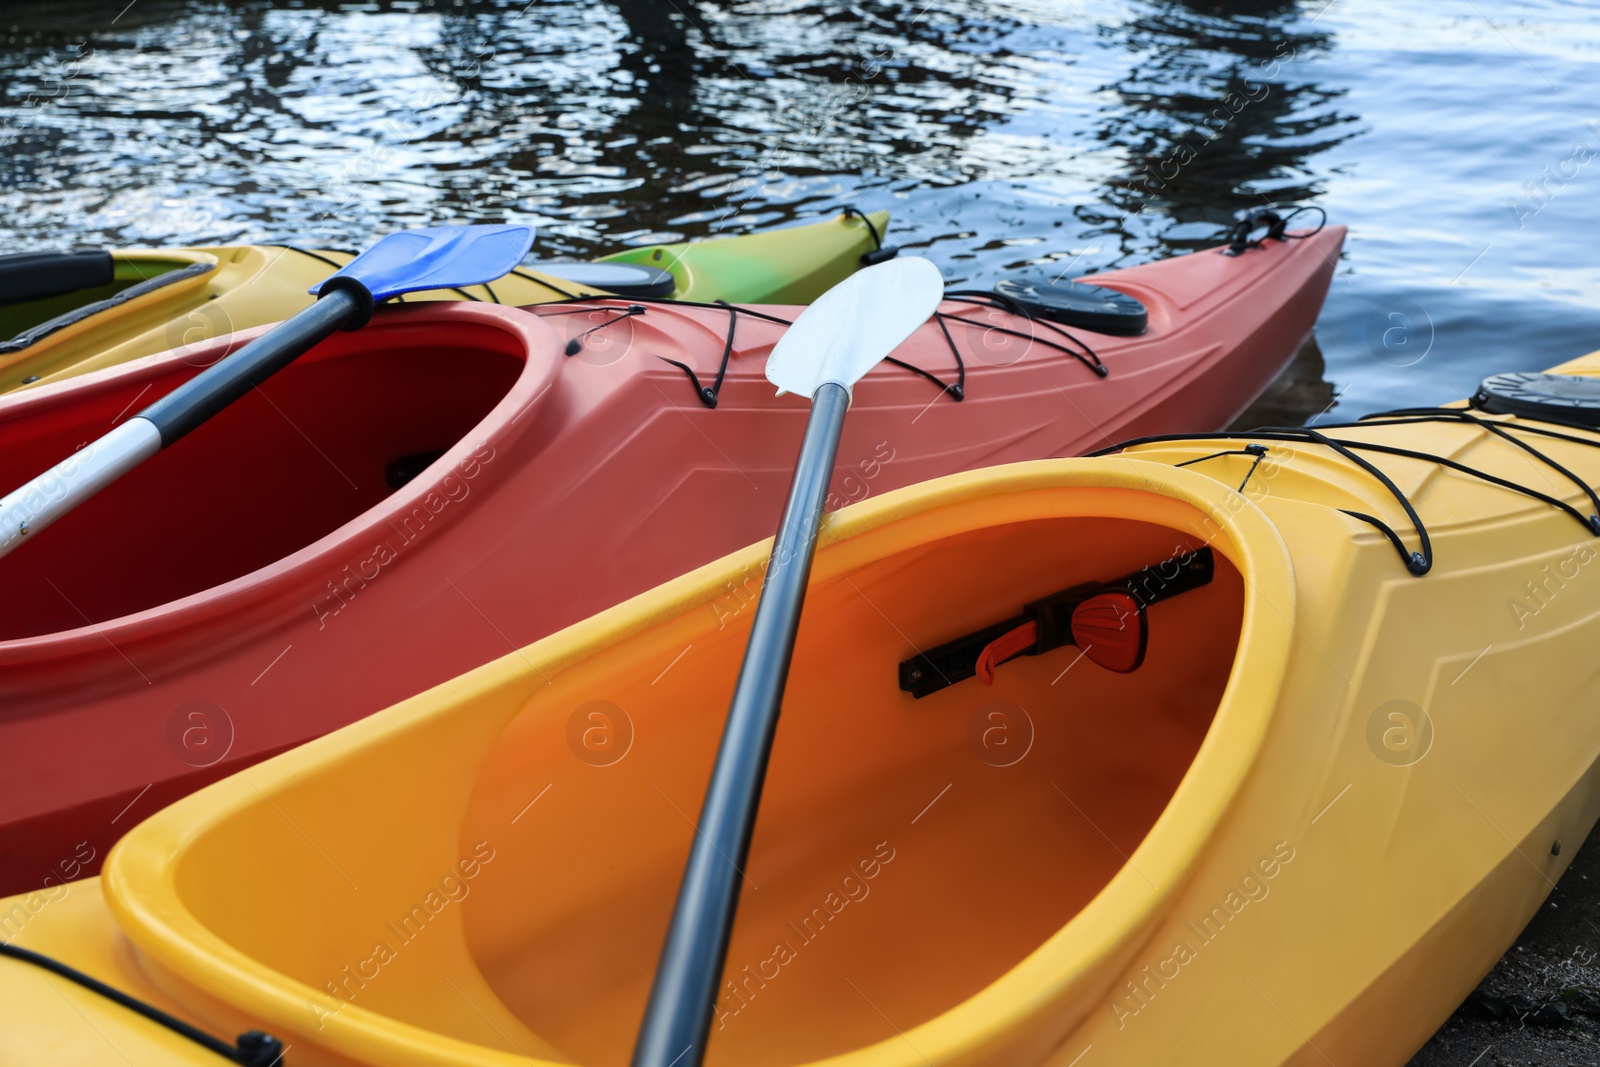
[715, 840, 896, 1029]
[2, 842, 96, 944]
[567, 700, 634, 767]
[312, 443, 496, 629]
[0, 43, 96, 147]
[1366, 699, 1432, 767]
[1117, 45, 1289, 212]
[955, 306, 1033, 368]
[1365, 298, 1434, 368]
[1108, 840, 1296, 1031]
[557, 306, 638, 367]
[1508, 543, 1596, 630]
[1508, 121, 1600, 229]
[308, 841, 496, 1030]
[824, 440, 895, 513]
[168, 303, 235, 365]
[167, 700, 235, 768]
[967, 699, 1034, 767]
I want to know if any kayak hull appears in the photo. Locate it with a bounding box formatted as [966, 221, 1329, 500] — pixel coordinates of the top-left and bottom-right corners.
[0, 228, 1343, 895]
[6, 352, 1600, 1063]
[0, 211, 889, 392]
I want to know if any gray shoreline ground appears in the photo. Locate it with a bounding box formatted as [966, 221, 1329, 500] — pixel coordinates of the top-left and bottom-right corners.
[1408, 823, 1600, 1066]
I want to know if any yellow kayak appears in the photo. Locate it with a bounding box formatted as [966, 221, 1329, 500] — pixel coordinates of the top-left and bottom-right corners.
[0, 210, 889, 393]
[6, 352, 1600, 1066]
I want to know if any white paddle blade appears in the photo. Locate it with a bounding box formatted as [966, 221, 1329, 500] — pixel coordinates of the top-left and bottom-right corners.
[765, 256, 944, 398]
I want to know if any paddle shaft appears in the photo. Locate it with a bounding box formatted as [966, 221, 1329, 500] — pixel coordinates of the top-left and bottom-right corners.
[0, 289, 359, 559]
[632, 382, 850, 1067]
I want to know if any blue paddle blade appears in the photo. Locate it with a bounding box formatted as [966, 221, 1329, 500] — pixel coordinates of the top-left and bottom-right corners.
[310, 224, 535, 302]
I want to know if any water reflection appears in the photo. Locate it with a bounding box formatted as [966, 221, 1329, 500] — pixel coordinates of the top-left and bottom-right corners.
[0, 3, 1085, 253]
[20, 0, 1595, 431]
[1089, 0, 1355, 259]
[0, 0, 1359, 422]
[1228, 335, 1335, 430]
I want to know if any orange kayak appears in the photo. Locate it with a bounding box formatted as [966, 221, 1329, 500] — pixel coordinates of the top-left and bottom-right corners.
[0, 227, 1343, 895]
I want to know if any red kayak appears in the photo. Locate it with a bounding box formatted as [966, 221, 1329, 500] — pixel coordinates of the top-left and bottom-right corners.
[0, 228, 1342, 894]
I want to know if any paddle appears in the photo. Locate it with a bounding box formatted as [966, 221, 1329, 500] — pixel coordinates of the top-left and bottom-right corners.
[0, 224, 533, 560]
[631, 255, 945, 1067]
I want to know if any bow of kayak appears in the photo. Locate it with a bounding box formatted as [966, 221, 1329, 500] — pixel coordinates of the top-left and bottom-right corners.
[5, 338, 1599, 1066]
[594, 208, 890, 304]
[0, 211, 889, 393]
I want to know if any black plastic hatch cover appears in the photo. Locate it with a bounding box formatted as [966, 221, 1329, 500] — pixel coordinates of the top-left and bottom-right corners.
[1472, 371, 1600, 428]
[992, 275, 1148, 336]
[525, 260, 676, 299]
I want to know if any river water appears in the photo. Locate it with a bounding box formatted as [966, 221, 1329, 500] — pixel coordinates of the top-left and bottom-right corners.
[4, 0, 1600, 1060]
[7, 0, 1600, 422]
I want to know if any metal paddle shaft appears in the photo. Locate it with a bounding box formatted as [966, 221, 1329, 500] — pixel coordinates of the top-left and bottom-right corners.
[632, 381, 849, 1067]
[631, 255, 945, 1067]
[141, 287, 360, 443]
[0, 223, 533, 560]
[0, 289, 360, 559]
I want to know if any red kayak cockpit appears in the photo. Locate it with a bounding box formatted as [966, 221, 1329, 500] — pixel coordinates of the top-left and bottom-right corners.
[0, 305, 558, 641]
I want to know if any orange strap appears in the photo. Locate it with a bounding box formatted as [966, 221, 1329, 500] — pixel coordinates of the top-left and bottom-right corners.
[975, 621, 1038, 685]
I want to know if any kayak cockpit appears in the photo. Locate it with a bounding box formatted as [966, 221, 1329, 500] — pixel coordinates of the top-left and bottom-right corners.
[459, 512, 1244, 1064]
[107, 468, 1274, 1067]
[0, 250, 216, 355]
[0, 308, 542, 640]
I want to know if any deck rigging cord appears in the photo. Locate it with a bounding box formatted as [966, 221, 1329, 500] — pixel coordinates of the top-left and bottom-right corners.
[659, 300, 742, 406]
[562, 303, 647, 356]
[941, 290, 1108, 377]
[287, 236, 1111, 404]
[540, 294, 968, 407]
[1094, 406, 1600, 577]
[1175, 443, 1271, 493]
[1223, 205, 1328, 256]
[539, 286, 1111, 408]
[840, 205, 885, 252]
[839, 205, 902, 265]
[0, 941, 285, 1065]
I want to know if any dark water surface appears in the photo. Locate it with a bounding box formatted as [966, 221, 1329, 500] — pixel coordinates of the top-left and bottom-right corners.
[5, 0, 1600, 1060]
[7, 0, 1600, 421]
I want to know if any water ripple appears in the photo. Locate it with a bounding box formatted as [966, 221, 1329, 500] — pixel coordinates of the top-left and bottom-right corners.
[4, 0, 1600, 420]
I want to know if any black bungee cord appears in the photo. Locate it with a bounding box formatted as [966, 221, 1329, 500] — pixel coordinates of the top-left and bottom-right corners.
[1223, 205, 1328, 256]
[1095, 406, 1600, 577]
[0, 941, 285, 1065]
